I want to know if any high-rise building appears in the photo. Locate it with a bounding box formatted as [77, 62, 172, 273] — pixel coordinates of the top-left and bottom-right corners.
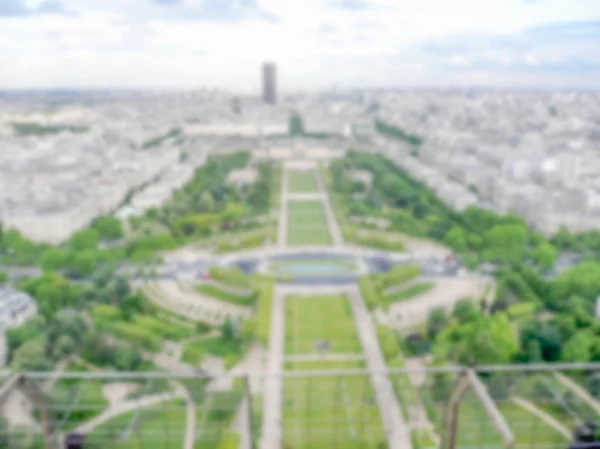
[262, 62, 277, 104]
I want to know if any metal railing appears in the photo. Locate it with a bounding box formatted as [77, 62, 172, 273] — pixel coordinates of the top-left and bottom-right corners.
[2, 364, 600, 449]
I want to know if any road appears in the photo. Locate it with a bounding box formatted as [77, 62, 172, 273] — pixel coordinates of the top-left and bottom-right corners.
[260, 285, 286, 449]
[347, 285, 412, 449]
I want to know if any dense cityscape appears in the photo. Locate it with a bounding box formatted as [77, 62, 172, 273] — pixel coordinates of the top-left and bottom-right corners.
[0, 1, 599, 446]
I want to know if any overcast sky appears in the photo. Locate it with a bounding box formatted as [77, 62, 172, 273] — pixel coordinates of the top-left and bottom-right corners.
[0, 0, 599, 91]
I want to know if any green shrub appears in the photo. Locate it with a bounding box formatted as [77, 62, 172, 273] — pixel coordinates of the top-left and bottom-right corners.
[181, 341, 206, 365]
[133, 315, 194, 341]
[385, 282, 434, 302]
[209, 266, 252, 290]
[358, 276, 380, 310]
[256, 282, 274, 346]
[377, 264, 420, 290]
[376, 325, 402, 362]
[196, 283, 257, 307]
[215, 232, 267, 253]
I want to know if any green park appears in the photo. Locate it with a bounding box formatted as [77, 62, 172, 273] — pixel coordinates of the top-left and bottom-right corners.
[2, 138, 600, 449]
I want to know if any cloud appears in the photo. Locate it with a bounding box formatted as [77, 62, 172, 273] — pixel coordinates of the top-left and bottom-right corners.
[418, 19, 600, 74]
[36, 0, 73, 15]
[150, 0, 183, 5]
[328, 0, 369, 10]
[0, 0, 29, 16]
[0, 0, 72, 18]
[148, 0, 278, 21]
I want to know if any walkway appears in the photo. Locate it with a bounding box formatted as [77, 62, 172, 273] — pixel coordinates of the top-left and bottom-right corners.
[404, 358, 440, 445]
[260, 285, 286, 449]
[347, 285, 412, 449]
[180, 382, 197, 449]
[283, 353, 366, 362]
[315, 166, 344, 247]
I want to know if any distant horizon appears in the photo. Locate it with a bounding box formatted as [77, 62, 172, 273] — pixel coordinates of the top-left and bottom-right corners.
[1, 84, 599, 94]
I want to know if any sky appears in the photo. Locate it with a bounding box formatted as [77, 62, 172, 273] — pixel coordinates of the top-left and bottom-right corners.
[0, 0, 599, 91]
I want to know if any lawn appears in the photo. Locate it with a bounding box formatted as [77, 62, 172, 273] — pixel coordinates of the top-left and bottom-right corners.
[283, 360, 386, 449]
[285, 295, 362, 354]
[195, 386, 245, 449]
[181, 335, 247, 369]
[431, 391, 568, 449]
[498, 401, 569, 449]
[196, 283, 257, 307]
[87, 399, 188, 449]
[288, 170, 319, 193]
[384, 282, 434, 303]
[342, 225, 406, 252]
[287, 200, 332, 246]
[49, 377, 109, 431]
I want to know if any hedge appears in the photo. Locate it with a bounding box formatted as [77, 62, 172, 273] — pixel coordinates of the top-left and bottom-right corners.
[377, 264, 421, 290]
[385, 282, 434, 303]
[181, 341, 205, 365]
[209, 266, 253, 290]
[358, 276, 380, 310]
[196, 283, 258, 307]
[376, 324, 403, 362]
[256, 282, 274, 346]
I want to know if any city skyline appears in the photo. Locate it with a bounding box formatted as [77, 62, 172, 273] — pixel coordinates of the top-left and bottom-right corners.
[0, 0, 599, 90]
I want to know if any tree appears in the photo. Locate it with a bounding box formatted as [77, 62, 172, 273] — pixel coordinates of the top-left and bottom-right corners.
[452, 298, 480, 324]
[483, 224, 528, 263]
[562, 331, 594, 362]
[220, 203, 244, 230]
[113, 345, 143, 371]
[39, 248, 71, 272]
[440, 313, 519, 365]
[289, 113, 305, 136]
[198, 192, 215, 213]
[72, 251, 97, 277]
[444, 227, 468, 253]
[68, 229, 100, 252]
[11, 338, 52, 371]
[93, 217, 124, 240]
[52, 335, 77, 360]
[533, 242, 559, 271]
[221, 317, 237, 340]
[526, 340, 543, 363]
[427, 307, 449, 340]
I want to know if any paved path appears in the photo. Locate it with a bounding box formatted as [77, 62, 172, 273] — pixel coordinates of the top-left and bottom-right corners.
[554, 372, 600, 414]
[284, 353, 366, 362]
[237, 397, 252, 449]
[512, 396, 571, 439]
[315, 166, 344, 247]
[404, 358, 440, 444]
[75, 391, 182, 434]
[286, 193, 326, 201]
[260, 286, 286, 449]
[180, 382, 197, 449]
[346, 285, 412, 449]
[277, 167, 289, 248]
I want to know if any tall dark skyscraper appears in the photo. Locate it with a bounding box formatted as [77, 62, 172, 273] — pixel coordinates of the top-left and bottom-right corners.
[262, 62, 277, 104]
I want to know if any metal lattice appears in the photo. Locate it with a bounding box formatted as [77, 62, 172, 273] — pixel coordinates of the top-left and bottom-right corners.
[2, 364, 600, 449]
